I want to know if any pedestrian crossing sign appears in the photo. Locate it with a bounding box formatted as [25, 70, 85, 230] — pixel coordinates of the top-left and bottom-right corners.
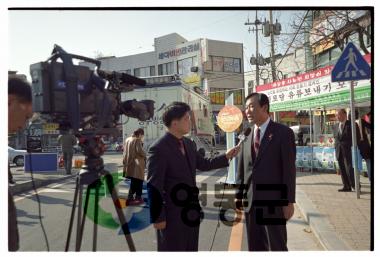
[331, 42, 371, 82]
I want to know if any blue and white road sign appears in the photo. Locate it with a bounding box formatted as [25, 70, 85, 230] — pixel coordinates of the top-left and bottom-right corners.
[331, 42, 371, 82]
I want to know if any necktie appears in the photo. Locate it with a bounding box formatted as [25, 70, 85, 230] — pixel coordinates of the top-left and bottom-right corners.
[178, 139, 186, 155]
[253, 128, 261, 158]
[339, 122, 344, 135]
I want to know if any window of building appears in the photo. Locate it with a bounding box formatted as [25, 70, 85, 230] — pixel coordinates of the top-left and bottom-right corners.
[330, 46, 342, 64]
[150, 66, 156, 76]
[134, 68, 140, 77]
[210, 88, 225, 105]
[233, 58, 241, 73]
[158, 62, 175, 75]
[177, 57, 196, 76]
[209, 88, 243, 105]
[233, 89, 243, 105]
[212, 56, 224, 72]
[134, 66, 154, 77]
[315, 50, 330, 68]
[209, 56, 241, 73]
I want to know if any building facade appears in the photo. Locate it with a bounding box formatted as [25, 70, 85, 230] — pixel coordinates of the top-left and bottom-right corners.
[81, 33, 244, 117]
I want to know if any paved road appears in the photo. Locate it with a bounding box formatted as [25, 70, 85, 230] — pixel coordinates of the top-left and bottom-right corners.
[14, 154, 323, 251]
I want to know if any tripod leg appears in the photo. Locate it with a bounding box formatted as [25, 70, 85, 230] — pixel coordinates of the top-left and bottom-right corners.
[65, 176, 80, 251]
[76, 183, 91, 251]
[92, 180, 100, 251]
[75, 184, 83, 250]
[104, 172, 136, 251]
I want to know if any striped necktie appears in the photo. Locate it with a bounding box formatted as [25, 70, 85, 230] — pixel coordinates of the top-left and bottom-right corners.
[253, 128, 261, 158]
[178, 139, 186, 156]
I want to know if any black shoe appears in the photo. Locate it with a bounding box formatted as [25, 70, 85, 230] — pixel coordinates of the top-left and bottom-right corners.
[338, 188, 352, 192]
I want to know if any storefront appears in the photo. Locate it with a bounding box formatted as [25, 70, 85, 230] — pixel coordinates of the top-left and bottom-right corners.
[256, 54, 371, 172]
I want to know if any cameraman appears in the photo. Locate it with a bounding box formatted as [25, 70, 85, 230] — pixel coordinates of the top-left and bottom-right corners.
[8, 77, 33, 251]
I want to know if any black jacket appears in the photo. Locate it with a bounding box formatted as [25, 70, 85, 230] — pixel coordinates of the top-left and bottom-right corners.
[147, 132, 229, 224]
[235, 120, 296, 213]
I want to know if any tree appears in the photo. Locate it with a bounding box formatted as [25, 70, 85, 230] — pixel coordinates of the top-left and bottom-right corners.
[290, 10, 371, 55]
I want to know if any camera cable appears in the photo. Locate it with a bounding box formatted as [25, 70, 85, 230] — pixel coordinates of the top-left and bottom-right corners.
[27, 128, 50, 251]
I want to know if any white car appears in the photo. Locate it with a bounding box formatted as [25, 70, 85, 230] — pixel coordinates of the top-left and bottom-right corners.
[8, 146, 26, 167]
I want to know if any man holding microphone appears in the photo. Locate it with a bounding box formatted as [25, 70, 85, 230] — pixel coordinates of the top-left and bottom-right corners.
[147, 102, 240, 251]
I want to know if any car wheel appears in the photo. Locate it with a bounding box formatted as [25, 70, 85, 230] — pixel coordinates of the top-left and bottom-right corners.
[14, 156, 24, 167]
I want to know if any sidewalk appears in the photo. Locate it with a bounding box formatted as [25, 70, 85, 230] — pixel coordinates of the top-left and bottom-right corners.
[295, 170, 372, 250]
[9, 166, 77, 194]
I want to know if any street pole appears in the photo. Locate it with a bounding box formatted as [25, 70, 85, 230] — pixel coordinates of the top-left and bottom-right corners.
[245, 11, 262, 89]
[349, 80, 360, 199]
[255, 10, 260, 87]
[269, 10, 277, 81]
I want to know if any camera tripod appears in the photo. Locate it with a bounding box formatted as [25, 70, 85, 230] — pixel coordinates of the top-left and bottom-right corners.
[65, 143, 136, 251]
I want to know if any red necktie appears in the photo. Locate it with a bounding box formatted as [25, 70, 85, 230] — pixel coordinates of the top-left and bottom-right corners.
[253, 128, 261, 158]
[178, 139, 186, 155]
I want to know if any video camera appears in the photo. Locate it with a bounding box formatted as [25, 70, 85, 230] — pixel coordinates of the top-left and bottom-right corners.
[29, 44, 154, 135]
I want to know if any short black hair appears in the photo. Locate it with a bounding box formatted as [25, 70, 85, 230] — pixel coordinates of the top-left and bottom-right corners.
[162, 102, 191, 127]
[245, 92, 270, 114]
[8, 77, 32, 103]
[133, 128, 144, 137]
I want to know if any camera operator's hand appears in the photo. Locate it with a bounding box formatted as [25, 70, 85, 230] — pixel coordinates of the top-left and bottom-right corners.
[153, 221, 166, 230]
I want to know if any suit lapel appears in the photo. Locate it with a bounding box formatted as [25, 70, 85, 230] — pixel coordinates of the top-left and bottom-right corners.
[244, 126, 254, 167]
[254, 120, 274, 166]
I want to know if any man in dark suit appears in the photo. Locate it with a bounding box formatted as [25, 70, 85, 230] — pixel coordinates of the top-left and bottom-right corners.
[235, 93, 296, 251]
[333, 109, 360, 191]
[147, 102, 239, 251]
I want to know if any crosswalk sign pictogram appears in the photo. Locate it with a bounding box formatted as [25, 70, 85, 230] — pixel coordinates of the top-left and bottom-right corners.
[331, 42, 371, 82]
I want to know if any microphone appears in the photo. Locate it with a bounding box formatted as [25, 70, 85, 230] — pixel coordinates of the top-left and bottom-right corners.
[236, 127, 252, 148]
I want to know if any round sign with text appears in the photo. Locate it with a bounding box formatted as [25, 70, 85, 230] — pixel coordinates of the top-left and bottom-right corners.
[217, 105, 243, 132]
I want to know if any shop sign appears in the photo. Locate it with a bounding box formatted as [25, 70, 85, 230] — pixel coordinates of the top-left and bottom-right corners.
[158, 42, 200, 60]
[256, 54, 371, 107]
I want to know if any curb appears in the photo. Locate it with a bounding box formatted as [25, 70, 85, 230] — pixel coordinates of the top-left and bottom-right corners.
[296, 187, 353, 251]
[10, 174, 76, 195]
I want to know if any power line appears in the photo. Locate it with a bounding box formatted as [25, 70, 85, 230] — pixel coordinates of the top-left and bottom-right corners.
[275, 10, 309, 70]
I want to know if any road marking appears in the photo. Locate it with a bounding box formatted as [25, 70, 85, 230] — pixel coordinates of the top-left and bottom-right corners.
[228, 209, 244, 251]
[14, 180, 74, 202]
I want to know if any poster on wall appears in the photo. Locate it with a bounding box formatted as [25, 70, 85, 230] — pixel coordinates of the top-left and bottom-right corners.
[296, 146, 304, 168]
[321, 147, 336, 170]
[312, 147, 324, 169]
[303, 147, 313, 168]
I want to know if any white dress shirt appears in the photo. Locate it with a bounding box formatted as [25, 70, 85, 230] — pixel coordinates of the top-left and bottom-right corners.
[254, 117, 271, 143]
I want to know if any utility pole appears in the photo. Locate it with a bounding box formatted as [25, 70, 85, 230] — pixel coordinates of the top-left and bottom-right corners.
[269, 10, 277, 81]
[245, 11, 262, 89]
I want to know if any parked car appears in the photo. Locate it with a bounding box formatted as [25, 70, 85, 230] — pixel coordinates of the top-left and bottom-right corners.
[8, 146, 27, 167]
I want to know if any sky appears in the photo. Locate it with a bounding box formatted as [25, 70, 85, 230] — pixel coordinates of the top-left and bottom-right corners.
[8, 9, 305, 80]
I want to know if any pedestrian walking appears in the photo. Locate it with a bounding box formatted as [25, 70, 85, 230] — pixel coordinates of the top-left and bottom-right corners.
[57, 129, 77, 175]
[123, 128, 146, 205]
